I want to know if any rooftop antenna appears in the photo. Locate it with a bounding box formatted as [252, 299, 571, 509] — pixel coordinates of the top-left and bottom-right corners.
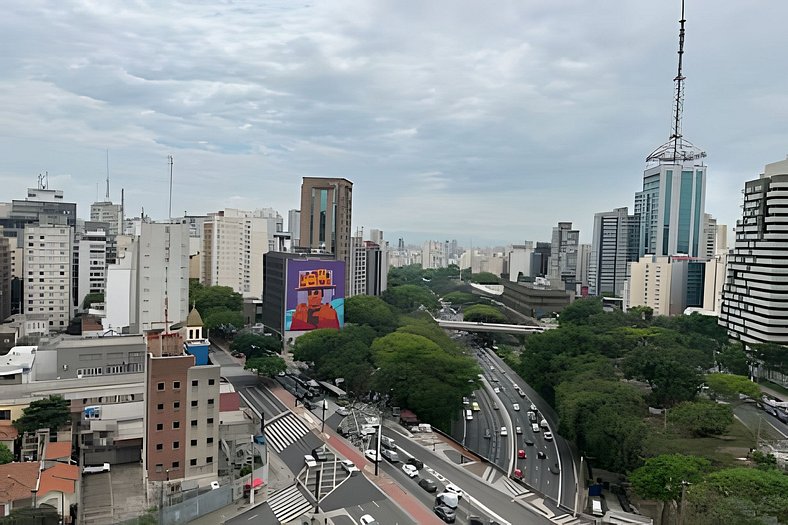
[167, 155, 174, 223]
[645, 0, 705, 165]
[105, 149, 110, 200]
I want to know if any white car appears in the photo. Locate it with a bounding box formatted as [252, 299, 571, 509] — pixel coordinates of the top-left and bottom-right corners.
[402, 464, 419, 478]
[82, 463, 110, 474]
[494, 387, 500, 394]
[364, 449, 380, 463]
[532, 423, 540, 433]
[544, 431, 554, 441]
[304, 455, 318, 468]
[360, 515, 379, 525]
[444, 482, 464, 499]
[515, 426, 522, 435]
[210, 481, 221, 490]
[513, 403, 520, 411]
[530, 403, 537, 411]
[336, 407, 350, 416]
[500, 426, 508, 436]
[340, 459, 359, 475]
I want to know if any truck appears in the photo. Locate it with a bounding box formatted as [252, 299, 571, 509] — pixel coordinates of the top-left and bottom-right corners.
[83, 463, 111, 474]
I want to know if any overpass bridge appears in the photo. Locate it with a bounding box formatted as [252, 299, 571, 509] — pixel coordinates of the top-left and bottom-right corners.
[436, 319, 551, 334]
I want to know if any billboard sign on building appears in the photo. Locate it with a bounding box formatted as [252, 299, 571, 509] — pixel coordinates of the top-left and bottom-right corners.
[285, 260, 345, 332]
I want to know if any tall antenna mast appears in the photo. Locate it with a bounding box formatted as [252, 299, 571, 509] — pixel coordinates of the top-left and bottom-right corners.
[645, 0, 705, 165]
[168, 155, 174, 222]
[106, 149, 110, 200]
[670, 0, 686, 161]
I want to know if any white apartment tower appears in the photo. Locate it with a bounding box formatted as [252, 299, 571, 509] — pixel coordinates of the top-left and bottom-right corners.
[23, 224, 73, 330]
[719, 158, 788, 345]
[202, 209, 270, 298]
[421, 240, 448, 269]
[76, 230, 107, 310]
[90, 201, 123, 263]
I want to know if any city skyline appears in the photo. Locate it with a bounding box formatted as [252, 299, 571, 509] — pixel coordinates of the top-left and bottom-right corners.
[2, 1, 786, 245]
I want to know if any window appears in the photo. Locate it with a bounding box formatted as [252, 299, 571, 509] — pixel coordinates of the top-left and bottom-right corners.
[173, 381, 181, 389]
[191, 439, 197, 447]
[207, 418, 214, 425]
[208, 379, 215, 386]
[207, 399, 214, 406]
[172, 421, 180, 429]
[207, 437, 213, 444]
[190, 459, 197, 466]
[157, 382, 165, 391]
[172, 441, 180, 449]
[191, 400, 198, 408]
[172, 461, 179, 469]
[0, 410, 11, 420]
[191, 420, 198, 427]
[173, 401, 180, 410]
[206, 456, 213, 464]
[155, 464, 163, 473]
[192, 380, 198, 387]
[157, 403, 164, 411]
[156, 444, 163, 451]
[156, 423, 163, 431]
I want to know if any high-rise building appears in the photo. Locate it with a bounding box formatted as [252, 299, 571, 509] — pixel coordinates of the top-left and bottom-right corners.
[625, 255, 689, 316]
[588, 207, 640, 297]
[422, 240, 448, 269]
[701, 213, 717, 259]
[532, 242, 551, 278]
[575, 243, 592, 290]
[90, 201, 123, 264]
[202, 209, 271, 298]
[299, 178, 353, 288]
[23, 224, 73, 330]
[288, 209, 301, 247]
[508, 243, 534, 282]
[548, 222, 579, 289]
[76, 229, 107, 311]
[0, 234, 11, 322]
[349, 231, 388, 297]
[719, 158, 788, 345]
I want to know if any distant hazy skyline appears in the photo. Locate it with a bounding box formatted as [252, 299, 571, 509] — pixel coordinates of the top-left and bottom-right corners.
[2, 1, 786, 246]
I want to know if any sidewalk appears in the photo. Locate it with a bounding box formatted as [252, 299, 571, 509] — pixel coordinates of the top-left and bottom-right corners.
[760, 382, 788, 400]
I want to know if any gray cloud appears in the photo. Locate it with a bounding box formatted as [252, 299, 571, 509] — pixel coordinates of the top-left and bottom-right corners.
[1, 0, 785, 245]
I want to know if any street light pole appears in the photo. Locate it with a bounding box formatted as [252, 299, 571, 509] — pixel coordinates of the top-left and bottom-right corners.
[374, 424, 382, 476]
[249, 434, 255, 506]
[321, 399, 328, 433]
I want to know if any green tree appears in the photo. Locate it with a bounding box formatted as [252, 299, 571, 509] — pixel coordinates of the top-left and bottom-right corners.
[669, 400, 733, 437]
[231, 333, 281, 357]
[203, 308, 244, 332]
[717, 344, 750, 376]
[245, 355, 287, 377]
[558, 298, 604, 325]
[630, 454, 710, 501]
[81, 292, 104, 309]
[397, 316, 462, 355]
[13, 395, 71, 434]
[469, 272, 499, 284]
[190, 283, 243, 319]
[685, 467, 788, 524]
[382, 284, 439, 313]
[441, 291, 478, 305]
[704, 373, 760, 400]
[463, 304, 507, 324]
[0, 443, 12, 464]
[344, 295, 398, 334]
[749, 343, 788, 377]
[291, 327, 376, 394]
[622, 346, 704, 407]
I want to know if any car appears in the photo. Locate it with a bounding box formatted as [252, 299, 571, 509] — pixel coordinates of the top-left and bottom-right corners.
[402, 464, 419, 478]
[493, 402, 499, 410]
[471, 401, 480, 412]
[364, 449, 379, 463]
[210, 480, 221, 490]
[490, 366, 496, 371]
[435, 492, 459, 509]
[484, 428, 491, 439]
[491, 377, 499, 382]
[518, 390, 526, 398]
[544, 431, 553, 441]
[407, 457, 424, 470]
[444, 483, 464, 499]
[513, 468, 523, 480]
[277, 371, 286, 376]
[540, 419, 549, 430]
[419, 478, 438, 493]
[550, 463, 561, 475]
[532, 423, 540, 433]
[515, 426, 522, 435]
[82, 463, 110, 474]
[462, 397, 470, 405]
[304, 455, 317, 468]
[493, 387, 500, 394]
[513, 403, 520, 411]
[530, 403, 537, 411]
[360, 515, 379, 525]
[537, 450, 546, 459]
[340, 459, 359, 476]
[336, 407, 350, 416]
[434, 504, 457, 523]
[381, 448, 400, 463]
[311, 447, 329, 462]
[517, 449, 526, 459]
[500, 427, 508, 436]
[524, 439, 535, 446]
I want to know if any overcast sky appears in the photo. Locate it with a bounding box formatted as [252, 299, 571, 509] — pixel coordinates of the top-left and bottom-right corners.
[2, 1, 786, 246]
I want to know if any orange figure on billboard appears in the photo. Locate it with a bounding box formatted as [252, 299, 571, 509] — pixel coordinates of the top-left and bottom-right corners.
[289, 268, 341, 331]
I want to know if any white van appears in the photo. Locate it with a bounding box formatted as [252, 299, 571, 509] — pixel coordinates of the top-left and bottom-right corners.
[381, 436, 397, 450]
[465, 409, 473, 421]
[380, 448, 399, 463]
[540, 419, 549, 430]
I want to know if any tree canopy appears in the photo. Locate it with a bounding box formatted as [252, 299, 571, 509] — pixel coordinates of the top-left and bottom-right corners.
[668, 400, 733, 437]
[344, 295, 398, 334]
[13, 395, 71, 435]
[81, 292, 104, 310]
[189, 280, 243, 318]
[630, 454, 711, 502]
[203, 308, 244, 332]
[704, 373, 760, 400]
[441, 291, 478, 305]
[463, 304, 508, 324]
[0, 443, 12, 464]
[231, 332, 281, 357]
[245, 355, 287, 378]
[382, 284, 439, 313]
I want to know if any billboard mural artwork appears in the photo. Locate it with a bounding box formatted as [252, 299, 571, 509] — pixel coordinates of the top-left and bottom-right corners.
[285, 260, 345, 332]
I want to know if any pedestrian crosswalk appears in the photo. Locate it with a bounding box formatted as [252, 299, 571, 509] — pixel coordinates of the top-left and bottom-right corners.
[265, 412, 310, 453]
[267, 484, 312, 524]
[552, 514, 586, 524]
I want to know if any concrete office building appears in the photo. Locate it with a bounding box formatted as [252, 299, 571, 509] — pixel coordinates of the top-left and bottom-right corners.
[575, 243, 592, 291]
[288, 209, 300, 248]
[588, 208, 640, 297]
[75, 229, 106, 311]
[144, 331, 220, 485]
[90, 201, 123, 264]
[703, 252, 727, 314]
[548, 222, 579, 289]
[299, 178, 353, 288]
[202, 209, 271, 298]
[719, 158, 788, 345]
[422, 240, 449, 269]
[349, 232, 388, 297]
[104, 221, 189, 334]
[625, 255, 693, 316]
[0, 235, 10, 322]
[532, 242, 551, 278]
[508, 243, 534, 282]
[23, 224, 73, 330]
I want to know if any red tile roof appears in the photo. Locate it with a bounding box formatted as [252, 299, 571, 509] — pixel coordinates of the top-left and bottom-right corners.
[0, 462, 39, 503]
[0, 422, 18, 441]
[43, 441, 71, 460]
[38, 463, 78, 497]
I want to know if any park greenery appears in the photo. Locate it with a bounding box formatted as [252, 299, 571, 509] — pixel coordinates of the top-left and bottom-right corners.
[245, 355, 287, 378]
[13, 395, 71, 435]
[230, 332, 281, 357]
[463, 304, 508, 324]
[0, 443, 12, 464]
[188, 279, 244, 333]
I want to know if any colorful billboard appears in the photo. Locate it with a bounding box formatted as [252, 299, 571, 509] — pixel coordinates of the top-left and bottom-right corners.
[285, 259, 345, 332]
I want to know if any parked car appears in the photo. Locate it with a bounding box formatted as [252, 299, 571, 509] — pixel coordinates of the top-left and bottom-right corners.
[402, 464, 419, 478]
[381, 448, 400, 463]
[360, 515, 379, 525]
[419, 478, 438, 493]
[82, 463, 110, 474]
[544, 431, 553, 441]
[304, 455, 317, 468]
[364, 450, 379, 463]
[340, 459, 359, 476]
[444, 483, 464, 499]
[407, 457, 424, 470]
[336, 407, 350, 416]
[434, 504, 457, 523]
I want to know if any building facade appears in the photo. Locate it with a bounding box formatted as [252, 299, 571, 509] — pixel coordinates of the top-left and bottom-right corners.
[625, 255, 690, 316]
[75, 230, 107, 311]
[548, 222, 579, 289]
[299, 178, 353, 288]
[508, 243, 534, 282]
[588, 207, 640, 297]
[719, 158, 788, 345]
[23, 224, 73, 330]
[90, 201, 123, 264]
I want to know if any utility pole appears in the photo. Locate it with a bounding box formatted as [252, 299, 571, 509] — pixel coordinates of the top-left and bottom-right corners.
[249, 434, 255, 506]
[374, 424, 382, 476]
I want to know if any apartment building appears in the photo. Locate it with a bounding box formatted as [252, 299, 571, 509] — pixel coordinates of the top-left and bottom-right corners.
[23, 224, 73, 330]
